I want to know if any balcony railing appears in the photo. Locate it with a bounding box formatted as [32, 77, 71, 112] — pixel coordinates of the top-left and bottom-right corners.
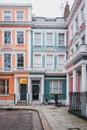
[65, 44, 87, 66]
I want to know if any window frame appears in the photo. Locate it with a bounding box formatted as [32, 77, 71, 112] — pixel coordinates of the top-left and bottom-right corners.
[16, 53, 25, 69]
[45, 32, 54, 46]
[33, 53, 42, 67]
[16, 31, 24, 45]
[50, 80, 62, 94]
[33, 32, 42, 46]
[16, 10, 24, 21]
[3, 53, 11, 71]
[3, 31, 12, 44]
[0, 79, 9, 95]
[58, 33, 65, 46]
[45, 54, 54, 70]
[57, 55, 65, 71]
[3, 10, 12, 21]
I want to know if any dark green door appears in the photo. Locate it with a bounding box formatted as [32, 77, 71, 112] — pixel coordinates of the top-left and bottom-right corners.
[32, 85, 39, 100]
[20, 84, 26, 100]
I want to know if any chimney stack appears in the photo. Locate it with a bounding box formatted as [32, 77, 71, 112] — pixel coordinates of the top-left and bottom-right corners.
[64, 1, 69, 18]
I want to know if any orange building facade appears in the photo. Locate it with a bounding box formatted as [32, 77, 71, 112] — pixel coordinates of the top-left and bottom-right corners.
[0, 4, 32, 105]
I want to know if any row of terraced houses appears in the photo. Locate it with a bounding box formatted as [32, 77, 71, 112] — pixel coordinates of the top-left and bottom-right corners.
[0, 0, 87, 118]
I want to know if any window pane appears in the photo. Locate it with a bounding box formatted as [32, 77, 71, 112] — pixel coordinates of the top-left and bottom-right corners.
[17, 11, 23, 21]
[4, 54, 11, 70]
[17, 32, 24, 44]
[46, 55, 53, 69]
[4, 31, 11, 44]
[58, 34, 64, 46]
[58, 55, 64, 71]
[34, 33, 41, 45]
[4, 11, 11, 21]
[0, 80, 5, 94]
[34, 54, 41, 67]
[17, 54, 24, 68]
[50, 80, 62, 94]
[46, 33, 53, 46]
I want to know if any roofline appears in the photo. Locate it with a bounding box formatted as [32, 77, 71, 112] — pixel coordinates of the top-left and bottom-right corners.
[0, 3, 32, 8]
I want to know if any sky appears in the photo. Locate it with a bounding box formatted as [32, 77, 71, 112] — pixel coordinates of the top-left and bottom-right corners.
[0, 0, 75, 17]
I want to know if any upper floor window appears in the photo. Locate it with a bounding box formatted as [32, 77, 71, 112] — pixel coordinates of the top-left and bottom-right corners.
[17, 31, 24, 44]
[34, 32, 41, 46]
[50, 80, 62, 94]
[81, 35, 85, 44]
[0, 79, 9, 95]
[81, 5, 85, 22]
[4, 31, 11, 44]
[75, 43, 79, 50]
[58, 33, 65, 46]
[58, 55, 64, 71]
[34, 54, 42, 67]
[46, 33, 53, 46]
[71, 25, 73, 38]
[46, 54, 53, 69]
[3, 11, 11, 21]
[4, 54, 11, 70]
[75, 16, 78, 31]
[16, 11, 24, 21]
[17, 54, 24, 69]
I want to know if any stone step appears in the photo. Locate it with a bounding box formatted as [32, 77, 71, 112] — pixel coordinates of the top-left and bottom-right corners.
[16, 101, 28, 106]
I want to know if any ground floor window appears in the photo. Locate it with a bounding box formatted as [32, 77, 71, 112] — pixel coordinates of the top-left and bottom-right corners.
[50, 80, 62, 94]
[0, 79, 9, 95]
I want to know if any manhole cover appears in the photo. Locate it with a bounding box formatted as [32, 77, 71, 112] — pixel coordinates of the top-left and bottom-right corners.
[68, 128, 81, 130]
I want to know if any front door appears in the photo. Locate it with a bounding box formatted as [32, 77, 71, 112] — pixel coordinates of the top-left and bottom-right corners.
[32, 85, 39, 100]
[20, 84, 26, 100]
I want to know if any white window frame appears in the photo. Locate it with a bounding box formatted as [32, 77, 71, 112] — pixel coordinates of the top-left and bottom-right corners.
[75, 15, 79, 31]
[50, 80, 62, 94]
[58, 33, 65, 46]
[3, 53, 12, 71]
[3, 30, 12, 44]
[16, 31, 25, 45]
[15, 10, 24, 21]
[81, 4, 85, 24]
[2, 10, 12, 21]
[57, 54, 65, 71]
[45, 54, 54, 70]
[33, 53, 42, 67]
[16, 53, 25, 69]
[0, 79, 9, 95]
[33, 32, 42, 46]
[45, 32, 54, 46]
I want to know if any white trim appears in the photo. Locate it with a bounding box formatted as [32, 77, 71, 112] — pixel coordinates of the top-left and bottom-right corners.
[29, 75, 44, 78]
[45, 78, 66, 79]
[15, 30, 25, 45]
[2, 10, 12, 21]
[33, 53, 42, 67]
[2, 30, 12, 45]
[45, 31, 54, 46]
[57, 32, 65, 47]
[33, 31, 42, 46]
[16, 52, 25, 69]
[3, 53, 12, 70]
[45, 54, 54, 70]
[15, 10, 24, 21]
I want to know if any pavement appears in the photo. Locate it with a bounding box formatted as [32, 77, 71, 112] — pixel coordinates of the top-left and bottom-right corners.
[0, 105, 87, 130]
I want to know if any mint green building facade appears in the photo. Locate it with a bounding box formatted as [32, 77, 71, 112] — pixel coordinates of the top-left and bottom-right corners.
[29, 17, 67, 104]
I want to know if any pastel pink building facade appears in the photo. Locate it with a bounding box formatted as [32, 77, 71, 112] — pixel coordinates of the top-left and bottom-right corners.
[0, 4, 32, 105]
[65, 0, 87, 118]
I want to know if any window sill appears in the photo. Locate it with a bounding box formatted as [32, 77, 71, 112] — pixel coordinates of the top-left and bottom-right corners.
[0, 94, 9, 96]
[16, 44, 24, 45]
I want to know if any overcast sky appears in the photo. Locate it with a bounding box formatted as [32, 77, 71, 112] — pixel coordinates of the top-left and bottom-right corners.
[0, 0, 75, 17]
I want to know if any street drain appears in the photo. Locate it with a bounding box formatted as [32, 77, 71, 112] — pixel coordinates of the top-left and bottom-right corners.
[68, 128, 81, 130]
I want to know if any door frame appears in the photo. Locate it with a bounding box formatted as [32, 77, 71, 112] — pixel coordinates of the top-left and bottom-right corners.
[20, 84, 27, 100]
